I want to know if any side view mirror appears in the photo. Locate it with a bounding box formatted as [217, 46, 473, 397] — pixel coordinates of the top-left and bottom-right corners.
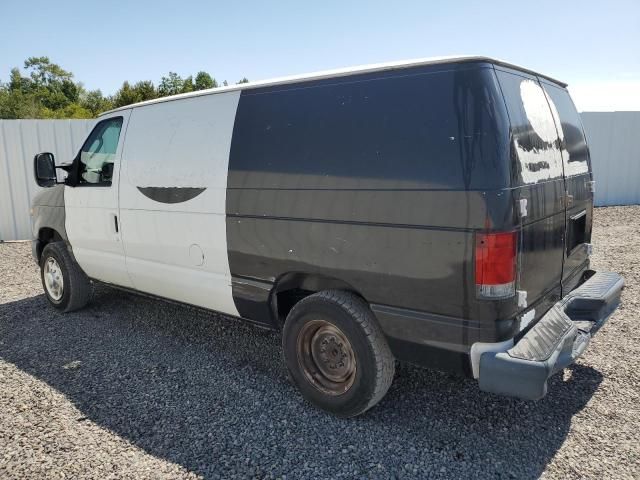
[34, 152, 58, 187]
[101, 162, 114, 181]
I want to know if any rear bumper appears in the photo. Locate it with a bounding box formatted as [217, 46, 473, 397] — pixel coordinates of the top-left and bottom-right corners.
[476, 271, 624, 400]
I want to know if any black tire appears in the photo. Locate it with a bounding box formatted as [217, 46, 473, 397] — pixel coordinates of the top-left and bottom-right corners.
[40, 241, 92, 312]
[282, 290, 395, 417]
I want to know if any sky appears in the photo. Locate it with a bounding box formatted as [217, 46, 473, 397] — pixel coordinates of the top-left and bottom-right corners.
[1, 0, 638, 111]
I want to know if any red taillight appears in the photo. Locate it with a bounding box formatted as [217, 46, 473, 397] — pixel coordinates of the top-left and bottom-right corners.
[475, 231, 517, 299]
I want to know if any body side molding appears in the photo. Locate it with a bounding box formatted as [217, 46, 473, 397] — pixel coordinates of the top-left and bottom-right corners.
[137, 187, 206, 204]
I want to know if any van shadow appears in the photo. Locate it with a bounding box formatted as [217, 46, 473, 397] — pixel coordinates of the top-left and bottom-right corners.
[0, 287, 603, 479]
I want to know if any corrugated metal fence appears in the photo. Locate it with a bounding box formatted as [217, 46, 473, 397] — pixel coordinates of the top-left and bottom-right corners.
[581, 112, 640, 206]
[0, 120, 94, 241]
[0, 114, 638, 241]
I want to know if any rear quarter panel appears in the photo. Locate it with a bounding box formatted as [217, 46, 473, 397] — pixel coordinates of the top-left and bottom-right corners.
[226, 62, 518, 341]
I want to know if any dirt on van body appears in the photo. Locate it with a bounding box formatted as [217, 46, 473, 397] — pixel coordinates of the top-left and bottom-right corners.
[0, 206, 638, 479]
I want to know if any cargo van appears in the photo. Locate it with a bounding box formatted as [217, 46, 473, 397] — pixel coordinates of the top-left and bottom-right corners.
[31, 56, 623, 417]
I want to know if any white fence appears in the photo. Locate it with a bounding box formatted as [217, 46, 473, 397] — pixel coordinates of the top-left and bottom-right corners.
[581, 112, 640, 207]
[0, 114, 638, 241]
[0, 120, 94, 241]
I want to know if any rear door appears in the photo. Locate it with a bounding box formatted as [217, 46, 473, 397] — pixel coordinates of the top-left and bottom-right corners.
[494, 68, 566, 310]
[539, 81, 593, 293]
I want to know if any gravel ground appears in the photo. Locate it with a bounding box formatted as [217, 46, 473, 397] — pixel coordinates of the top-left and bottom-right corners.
[0, 206, 638, 479]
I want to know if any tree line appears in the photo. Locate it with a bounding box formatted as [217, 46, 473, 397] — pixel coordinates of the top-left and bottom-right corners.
[0, 56, 249, 119]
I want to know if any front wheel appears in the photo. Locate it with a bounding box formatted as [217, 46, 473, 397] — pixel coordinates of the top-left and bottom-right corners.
[282, 290, 395, 417]
[40, 242, 92, 312]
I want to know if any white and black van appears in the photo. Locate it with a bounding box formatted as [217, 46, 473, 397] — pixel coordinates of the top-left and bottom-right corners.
[31, 56, 623, 417]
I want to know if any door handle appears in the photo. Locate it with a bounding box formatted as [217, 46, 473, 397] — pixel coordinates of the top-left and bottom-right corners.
[110, 213, 120, 237]
[566, 193, 574, 207]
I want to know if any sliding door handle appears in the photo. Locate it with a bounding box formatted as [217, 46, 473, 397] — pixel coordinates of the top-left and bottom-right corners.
[110, 213, 119, 237]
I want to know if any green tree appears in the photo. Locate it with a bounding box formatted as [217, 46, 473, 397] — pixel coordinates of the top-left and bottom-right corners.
[113, 81, 138, 107]
[158, 72, 183, 97]
[42, 103, 92, 119]
[1, 57, 251, 119]
[4, 57, 81, 114]
[236, 77, 249, 84]
[9, 67, 31, 92]
[194, 71, 217, 90]
[0, 89, 43, 118]
[80, 89, 114, 116]
[24, 56, 73, 87]
[132, 80, 156, 102]
[60, 79, 80, 103]
[181, 75, 194, 93]
[113, 80, 157, 108]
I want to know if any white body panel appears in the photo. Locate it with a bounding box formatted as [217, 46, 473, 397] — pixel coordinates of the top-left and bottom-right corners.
[118, 92, 240, 316]
[65, 110, 134, 287]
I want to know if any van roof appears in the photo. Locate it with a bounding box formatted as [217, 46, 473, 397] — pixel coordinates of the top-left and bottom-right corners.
[100, 55, 567, 116]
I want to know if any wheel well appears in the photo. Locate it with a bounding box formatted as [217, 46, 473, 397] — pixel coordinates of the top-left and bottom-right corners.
[272, 273, 365, 327]
[36, 228, 63, 260]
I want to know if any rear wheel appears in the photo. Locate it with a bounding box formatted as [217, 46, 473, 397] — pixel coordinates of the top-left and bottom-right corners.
[282, 290, 395, 417]
[40, 242, 92, 312]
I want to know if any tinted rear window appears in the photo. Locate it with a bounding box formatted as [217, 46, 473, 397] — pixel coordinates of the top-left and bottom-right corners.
[495, 69, 564, 186]
[229, 66, 510, 190]
[542, 83, 590, 177]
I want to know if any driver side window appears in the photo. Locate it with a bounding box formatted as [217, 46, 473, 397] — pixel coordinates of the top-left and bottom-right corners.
[78, 117, 123, 185]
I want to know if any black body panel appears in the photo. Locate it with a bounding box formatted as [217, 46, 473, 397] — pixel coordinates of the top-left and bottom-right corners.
[226, 61, 518, 370]
[224, 59, 592, 373]
[493, 67, 566, 310]
[228, 63, 511, 192]
[539, 79, 594, 291]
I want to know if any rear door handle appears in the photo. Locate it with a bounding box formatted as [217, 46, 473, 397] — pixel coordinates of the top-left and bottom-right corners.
[566, 193, 574, 207]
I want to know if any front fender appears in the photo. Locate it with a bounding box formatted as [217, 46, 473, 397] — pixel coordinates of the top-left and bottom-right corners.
[31, 185, 67, 262]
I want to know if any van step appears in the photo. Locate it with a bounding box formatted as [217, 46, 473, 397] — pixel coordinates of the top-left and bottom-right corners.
[478, 270, 623, 401]
[561, 272, 624, 322]
[508, 271, 623, 362]
[509, 307, 574, 362]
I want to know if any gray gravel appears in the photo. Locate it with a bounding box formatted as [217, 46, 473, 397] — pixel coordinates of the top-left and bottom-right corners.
[1, 206, 639, 479]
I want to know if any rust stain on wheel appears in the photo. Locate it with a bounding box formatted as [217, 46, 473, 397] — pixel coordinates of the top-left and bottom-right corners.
[296, 320, 357, 396]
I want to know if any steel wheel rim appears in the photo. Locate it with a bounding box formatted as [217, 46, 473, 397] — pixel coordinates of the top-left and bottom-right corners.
[44, 257, 64, 301]
[296, 319, 357, 396]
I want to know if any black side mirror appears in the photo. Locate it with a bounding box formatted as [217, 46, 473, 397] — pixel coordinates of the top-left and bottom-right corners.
[101, 162, 114, 182]
[34, 152, 57, 187]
